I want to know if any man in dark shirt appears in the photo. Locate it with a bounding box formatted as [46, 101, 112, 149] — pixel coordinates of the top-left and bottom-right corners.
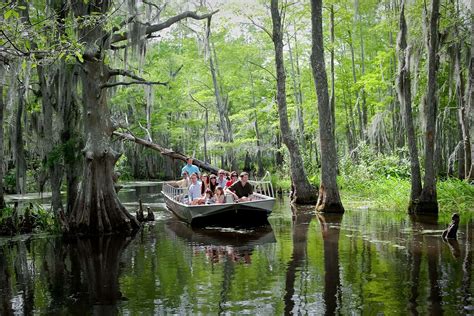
[226, 172, 253, 202]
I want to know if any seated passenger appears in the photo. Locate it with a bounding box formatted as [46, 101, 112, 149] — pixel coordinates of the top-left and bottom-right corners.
[194, 187, 215, 205]
[225, 172, 253, 202]
[225, 171, 238, 188]
[200, 173, 210, 195]
[216, 169, 227, 188]
[209, 174, 218, 192]
[214, 186, 225, 204]
[204, 188, 215, 204]
[175, 171, 190, 188]
[188, 173, 202, 205]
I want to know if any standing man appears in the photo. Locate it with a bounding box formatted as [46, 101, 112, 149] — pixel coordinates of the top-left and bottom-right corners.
[226, 172, 254, 202]
[217, 169, 227, 188]
[181, 157, 201, 177]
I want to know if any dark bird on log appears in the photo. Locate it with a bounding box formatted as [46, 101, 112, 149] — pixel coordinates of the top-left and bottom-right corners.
[146, 207, 155, 221]
[442, 213, 460, 240]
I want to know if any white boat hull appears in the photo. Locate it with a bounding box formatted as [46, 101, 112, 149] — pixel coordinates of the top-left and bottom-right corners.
[162, 184, 275, 225]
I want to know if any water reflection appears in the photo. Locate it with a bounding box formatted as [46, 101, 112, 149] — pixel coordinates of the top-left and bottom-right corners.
[284, 205, 314, 315]
[166, 219, 276, 264]
[408, 215, 442, 315]
[1, 183, 473, 314]
[0, 234, 135, 315]
[318, 213, 343, 316]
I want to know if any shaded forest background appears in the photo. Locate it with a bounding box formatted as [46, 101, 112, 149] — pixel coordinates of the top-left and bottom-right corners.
[1, 0, 473, 217]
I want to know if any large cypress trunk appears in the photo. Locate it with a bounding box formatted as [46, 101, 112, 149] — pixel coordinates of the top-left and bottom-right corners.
[68, 1, 139, 234]
[467, 0, 474, 180]
[416, 0, 440, 213]
[310, 0, 344, 213]
[0, 84, 5, 209]
[69, 58, 139, 234]
[396, 0, 422, 213]
[270, 0, 317, 204]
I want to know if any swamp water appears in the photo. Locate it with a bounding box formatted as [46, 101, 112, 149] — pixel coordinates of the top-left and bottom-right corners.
[0, 182, 472, 315]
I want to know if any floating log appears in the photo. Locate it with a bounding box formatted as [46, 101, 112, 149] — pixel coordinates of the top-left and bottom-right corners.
[113, 131, 220, 174]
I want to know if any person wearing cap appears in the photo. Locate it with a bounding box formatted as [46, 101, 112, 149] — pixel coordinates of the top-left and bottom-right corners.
[226, 172, 253, 202]
[181, 157, 200, 177]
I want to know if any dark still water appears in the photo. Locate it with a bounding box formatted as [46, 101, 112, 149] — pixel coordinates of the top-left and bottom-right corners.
[0, 182, 472, 315]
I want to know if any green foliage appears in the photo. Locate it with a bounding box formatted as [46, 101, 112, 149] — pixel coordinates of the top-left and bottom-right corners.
[340, 144, 411, 182]
[115, 155, 133, 181]
[3, 169, 16, 193]
[0, 202, 58, 235]
[437, 179, 474, 214]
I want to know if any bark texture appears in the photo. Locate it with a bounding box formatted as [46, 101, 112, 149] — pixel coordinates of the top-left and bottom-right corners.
[69, 57, 139, 234]
[396, 0, 422, 212]
[467, 0, 474, 179]
[416, 0, 440, 213]
[15, 86, 26, 195]
[271, 0, 317, 204]
[0, 84, 5, 209]
[310, 0, 344, 213]
[68, 1, 139, 234]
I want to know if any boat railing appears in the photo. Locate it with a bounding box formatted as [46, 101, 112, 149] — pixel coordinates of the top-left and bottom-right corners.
[163, 183, 187, 199]
[249, 179, 274, 198]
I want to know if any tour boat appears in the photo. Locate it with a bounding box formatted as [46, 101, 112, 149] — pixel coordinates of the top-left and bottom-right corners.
[162, 177, 275, 226]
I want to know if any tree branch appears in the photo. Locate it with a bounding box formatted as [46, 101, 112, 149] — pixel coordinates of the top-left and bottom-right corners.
[189, 93, 207, 109]
[101, 81, 168, 89]
[112, 131, 220, 174]
[247, 60, 277, 80]
[108, 68, 147, 81]
[246, 16, 272, 40]
[111, 10, 219, 44]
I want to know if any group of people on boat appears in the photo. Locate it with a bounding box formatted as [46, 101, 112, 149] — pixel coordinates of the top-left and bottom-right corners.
[176, 157, 254, 205]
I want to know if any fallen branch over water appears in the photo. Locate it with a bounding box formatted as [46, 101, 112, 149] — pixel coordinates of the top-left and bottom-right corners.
[112, 131, 220, 174]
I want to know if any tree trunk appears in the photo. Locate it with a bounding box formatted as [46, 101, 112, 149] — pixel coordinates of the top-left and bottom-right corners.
[250, 73, 264, 177]
[287, 31, 305, 150]
[206, 19, 235, 170]
[37, 65, 64, 215]
[68, 1, 139, 234]
[0, 84, 5, 209]
[396, 0, 422, 213]
[271, 0, 317, 204]
[468, 0, 474, 179]
[355, 0, 367, 141]
[69, 58, 139, 234]
[349, 33, 363, 143]
[330, 5, 336, 136]
[310, 0, 344, 213]
[415, 0, 440, 213]
[62, 66, 82, 214]
[15, 86, 26, 195]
